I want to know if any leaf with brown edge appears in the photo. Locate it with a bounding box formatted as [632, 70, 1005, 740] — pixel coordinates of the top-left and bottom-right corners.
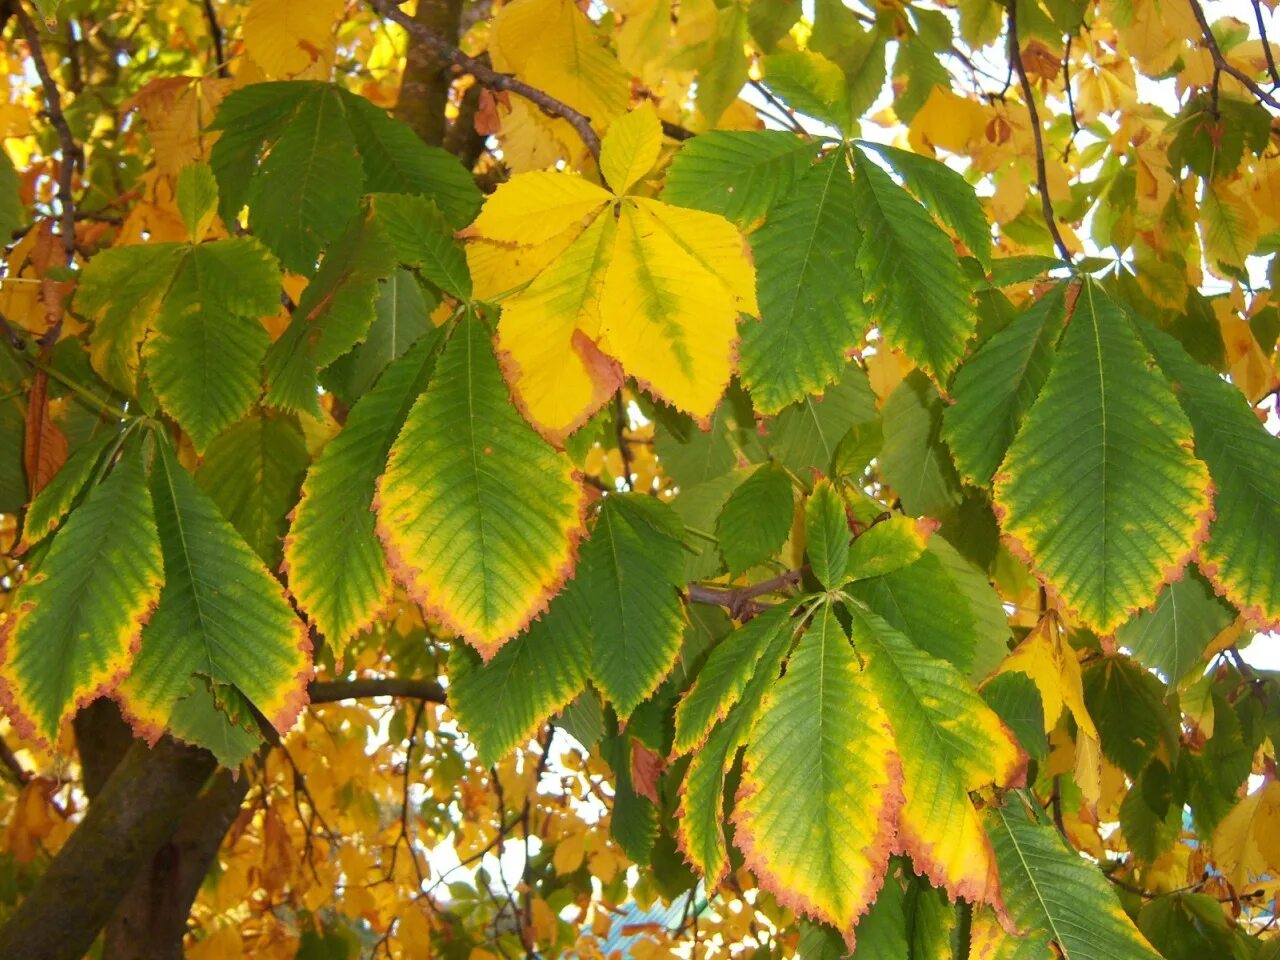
[731, 603, 902, 949]
[849, 600, 1023, 919]
[992, 282, 1212, 635]
[376, 312, 587, 658]
[22, 369, 66, 498]
[0, 449, 163, 746]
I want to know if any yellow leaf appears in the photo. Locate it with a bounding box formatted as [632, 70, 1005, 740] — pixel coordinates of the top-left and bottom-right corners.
[1212, 781, 1280, 887]
[553, 830, 588, 875]
[491, 0, 631, 137]
[998, 617, 1097, 739]
[597, 203, 741, 418]
[397, 907, 433, 960]
[242, 0, 344, 79]
[463, 172, 612, 247]
[497, 215, 623, 442]
[908, 87, 989, 156]
[530, 897, 559, 944]
[1202, 180, 1259, 274]
[600, 103, 663, 195]
[1220, 314, 1278, 404]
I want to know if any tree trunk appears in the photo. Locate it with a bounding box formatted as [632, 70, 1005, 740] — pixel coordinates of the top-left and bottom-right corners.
[0, 730, 220, 960]
[394, 0, 464, 146]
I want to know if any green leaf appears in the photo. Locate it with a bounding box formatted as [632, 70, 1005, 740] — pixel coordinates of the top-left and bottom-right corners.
[857, 140, 991, 267]
[1120, 760, 1182, 862]
[372, 194, 472, 301]
[993, 284, 1212, 634]
[982, 671, 1048, 763]
[1083, 655, 1178, 777]
[843, 515, 933, 583]
[716, 463, 794, 576]
[846, 542, 985, 673]
[879, 372, 963, 517]
[116, 444, 311, 741]
[761, 50, 849, 127]
[0, 450, 163, 745]
[336, 89, 481, 227]
[376, 313, 587, 657]
[653, 390, 759, 488]
[196, 411, 309, 570]
[944, 284, 1068, 487]
[20, 428, 118, 549]
[246, 85, 363, 273]
[166, 680, 263, 768]
[663, 131, 816, 227]
[732, 605, 900, 943]
[677, 600, 796, 885]
[762, 363, 877, 476]
[582, 494, 686, 718]
[851, 601, 1022, 911]
[77, 243, 186, 395]
[672, 605, 794, 756]
[1134, 321, 1280, 629]
[449, 577, 590, 766]
[0, 151, 24, 242]
[1116, 568, 1234, 687]
[324, 268, 437, 405]
[740, 154, 867, 414]
[987, 801, 1164, 960]
[143, 238, 281, 451]
[850, 146, 975, 382]
[286, 333, 443, 649]
[806, 479, 849, 590]
[265, 209, 398, 414]
[175, 161, 218, 239]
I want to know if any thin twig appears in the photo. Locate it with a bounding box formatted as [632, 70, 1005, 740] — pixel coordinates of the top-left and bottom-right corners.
[1007, 0, 1073, 263]
[1061, 35, 1080, 159]
[1188, 0, 1280, 110]
[613, 393, 634, 492]
[13, 1, 84, 276]
[308, 677, 446, 704]
[368, 0, 604, 162]
[748, 78, 809, 136]
[200, 0, 230, 78]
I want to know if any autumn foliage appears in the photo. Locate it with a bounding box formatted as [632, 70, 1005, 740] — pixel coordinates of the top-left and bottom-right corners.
[0, 0, 1276, 957]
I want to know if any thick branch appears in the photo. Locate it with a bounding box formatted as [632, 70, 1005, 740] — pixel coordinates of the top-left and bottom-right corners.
[0, 736, 219, 960]
[686, 569, 804, 619]
[1006, 1, 1073, 263]
[394, 0, 463, 146]
[1188, 0, 1280, 110]
[13, 0, 84, 273]
[369, 0, 603, 160]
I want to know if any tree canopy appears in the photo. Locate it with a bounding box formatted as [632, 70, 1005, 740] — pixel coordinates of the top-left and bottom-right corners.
[0, 0, 1277, 957]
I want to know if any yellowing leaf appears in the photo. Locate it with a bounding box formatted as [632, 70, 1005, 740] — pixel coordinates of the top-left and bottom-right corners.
[601, 103, 663, 194]
[998, 618, 1097, 740]
[463, 172, 612, 247]
[490, 0, 630, 140]
[243, 0, 344, 79]
[732, 606, 901, 947]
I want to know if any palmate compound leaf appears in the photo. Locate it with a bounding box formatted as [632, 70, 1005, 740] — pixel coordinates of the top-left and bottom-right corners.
[943, 283, 1070, 487]
[983, 800, 1163, 960]
[1134, 321, 1280, 628]
[0, 449, 163, 746]
[582, 494, 686, 718]
[848, 601, 1024, 916]
[115, 444, 312, 742]
[992, 283, 1212, 635]
[465, 106, 756, 442]
[375, 312, 588, 658]
[285, 331, 444, 650]
[850, 144, 976, 384]
[448, 575, 590, 767]
[144, 237, 282, 452]
[732, 604, 902, 948]
[677, 604, 800, 885]
[738, 152, 867, 415]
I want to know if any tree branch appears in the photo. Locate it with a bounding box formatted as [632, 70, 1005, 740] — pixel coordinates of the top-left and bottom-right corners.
[308, 677, 447, 704]
[1188, 0, 1280, 110]
[686, 569, 804, 619]
[13, 1, 84, 274]
[1006, 0, 1073, 263]
[368, 0, 603, 161]
[200, 0, 229, 78]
